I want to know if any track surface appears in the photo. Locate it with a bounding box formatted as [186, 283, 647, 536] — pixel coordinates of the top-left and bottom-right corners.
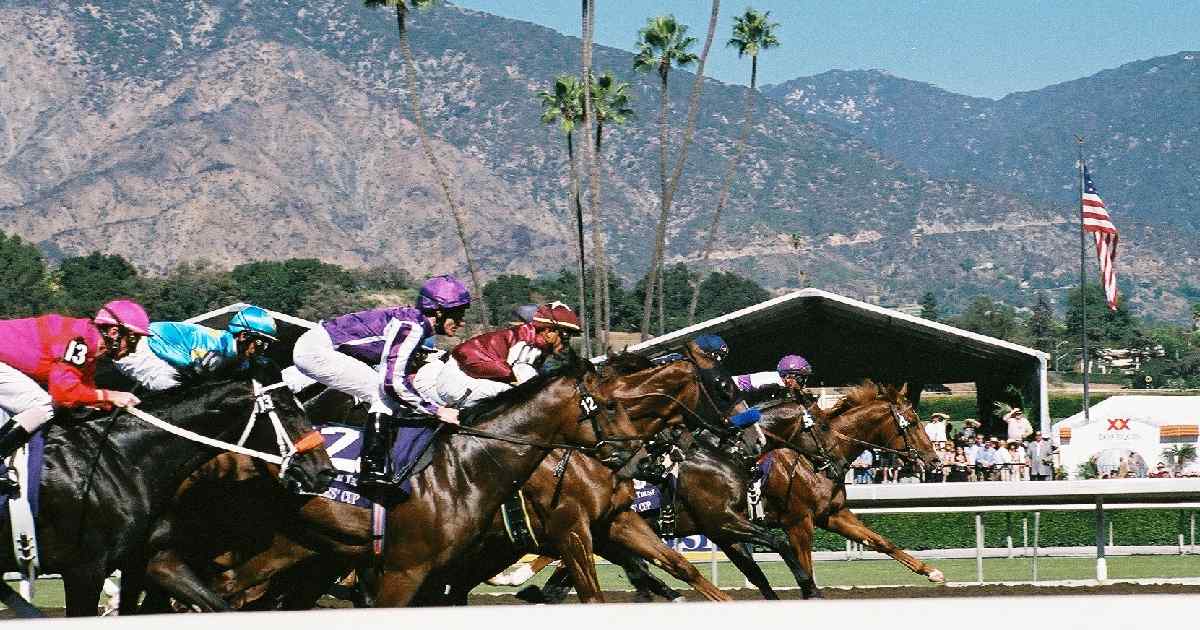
[6, 583, 1200, 617]
[466, 582, 1200, 604]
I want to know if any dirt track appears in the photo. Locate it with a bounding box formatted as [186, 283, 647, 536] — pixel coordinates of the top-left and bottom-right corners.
[6, 583, 1200, 618]
[464, 582, 1200, 604]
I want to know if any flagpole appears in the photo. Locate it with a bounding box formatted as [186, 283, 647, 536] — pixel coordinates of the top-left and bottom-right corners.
[1076, 135, 1090, 423]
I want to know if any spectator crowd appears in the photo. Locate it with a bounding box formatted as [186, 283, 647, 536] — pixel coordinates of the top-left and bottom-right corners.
[850, 408, 1058, 483]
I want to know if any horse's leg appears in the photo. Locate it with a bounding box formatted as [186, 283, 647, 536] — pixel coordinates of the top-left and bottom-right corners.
[373, 564, 432, 608]
[211, 534, 317, 598]
[616, 554, 681, 602]
[62, 567, 106, 617]
[825, 508, 944, 583]
[712, 538, 778, 599]
[145, 548, 232, 612]
[117, 562, 146, 615]
[784, 515, 821, 599]
[605, 512, 729, 602]
[553, 526, 603, 603]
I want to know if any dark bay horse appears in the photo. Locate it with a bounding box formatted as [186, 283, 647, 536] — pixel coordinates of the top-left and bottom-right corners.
[125, 343, 738, 609]
[0, 369, 334, 616]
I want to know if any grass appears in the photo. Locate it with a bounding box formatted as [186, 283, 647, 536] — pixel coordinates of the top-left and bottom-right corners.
[10, 555, 1200, 609]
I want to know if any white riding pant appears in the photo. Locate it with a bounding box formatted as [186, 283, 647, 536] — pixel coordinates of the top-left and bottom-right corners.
[293, 326, 394, 415]
[435, 356, 511, 408]
[114, 337, 182, 391]
[0, 361, 55, 432]
[411, 357, 446, 407]
[281, 366, 319, 394]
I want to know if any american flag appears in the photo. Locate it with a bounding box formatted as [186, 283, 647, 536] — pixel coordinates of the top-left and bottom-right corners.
[1082, 165, 1119, 310]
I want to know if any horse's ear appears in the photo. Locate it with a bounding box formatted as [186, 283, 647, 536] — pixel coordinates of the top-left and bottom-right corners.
[898, 383, 908, 398]
[682, 339, 715, 369]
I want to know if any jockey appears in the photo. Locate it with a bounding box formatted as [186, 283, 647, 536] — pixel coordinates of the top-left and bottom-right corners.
[436, 302, 580, 407]
[116, 305, 279, 390]
[291, 275, 470, 491]
[0, 300, 151, 497]
[735, 354, 813, 394]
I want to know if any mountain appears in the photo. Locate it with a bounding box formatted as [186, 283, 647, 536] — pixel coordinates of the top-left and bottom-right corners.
[763, 53, 1200, 245]
[0, 1, 1196, 321]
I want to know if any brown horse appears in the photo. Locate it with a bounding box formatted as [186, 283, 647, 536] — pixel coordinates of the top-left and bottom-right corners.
[535, 380, 941, 601]
[579, 382, 943, 601]
[125, 343, 737, 609]
[760, 384, 946, 586]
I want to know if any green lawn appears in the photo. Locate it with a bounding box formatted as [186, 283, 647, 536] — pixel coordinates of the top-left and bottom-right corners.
[10, 555, 1200, 609]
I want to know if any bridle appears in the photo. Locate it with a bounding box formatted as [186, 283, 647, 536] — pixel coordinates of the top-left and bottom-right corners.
[123, 380, 324, 481]
[824, 401, 926, 466]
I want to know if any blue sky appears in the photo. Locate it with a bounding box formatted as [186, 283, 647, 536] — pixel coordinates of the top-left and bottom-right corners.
[450, 1, 1199, 99]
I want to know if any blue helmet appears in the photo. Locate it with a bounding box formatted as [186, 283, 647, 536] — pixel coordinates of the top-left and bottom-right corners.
[228, 305, 278, 341]
[694, 334, 729, 361]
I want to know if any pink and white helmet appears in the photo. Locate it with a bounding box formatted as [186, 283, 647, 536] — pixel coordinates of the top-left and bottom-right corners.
[94, 299, 152, 336]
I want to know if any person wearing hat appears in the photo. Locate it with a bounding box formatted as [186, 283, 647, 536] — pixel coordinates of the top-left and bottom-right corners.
[1026, 431, 1054, 481]
[437, 302, 581, 408]
[116, 305, 279, 390]
[1005, 407, 1033, 443]
[1149, 462, 1171, 478]
[924, 412, 949, 443]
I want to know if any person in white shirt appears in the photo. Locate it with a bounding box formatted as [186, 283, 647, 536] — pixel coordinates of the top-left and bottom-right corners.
[995, 439, 1014, 481]
[924, 412, 949, 443]
[1005, 408, 1033, 442]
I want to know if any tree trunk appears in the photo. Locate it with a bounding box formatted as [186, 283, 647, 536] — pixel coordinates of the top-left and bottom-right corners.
[394, 5, 489, 325]
[639, 69, 671, 339]
[580, 0, 605, 354]
[687, 52, 757, 325]
[594, 120, 612, 351]
[658, 260, 666, 336]
[566, 130, 592, 357]
[638, 0, 721, 339]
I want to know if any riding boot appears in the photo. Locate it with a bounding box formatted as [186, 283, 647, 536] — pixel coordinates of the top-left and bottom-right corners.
[358, 413, 398, 492]
[0, 420, 33, 498]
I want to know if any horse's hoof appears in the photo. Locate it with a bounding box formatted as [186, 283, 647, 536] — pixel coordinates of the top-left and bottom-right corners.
[927, 569, 946, 583]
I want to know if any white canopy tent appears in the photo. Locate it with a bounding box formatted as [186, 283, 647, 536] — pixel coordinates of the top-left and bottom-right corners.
[1052, 395, 1200, 479]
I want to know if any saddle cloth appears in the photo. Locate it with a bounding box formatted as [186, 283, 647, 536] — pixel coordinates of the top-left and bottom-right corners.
[315, 422, 438, 506]
[630, 479, 663, 514]
[0, 431, 46, 576]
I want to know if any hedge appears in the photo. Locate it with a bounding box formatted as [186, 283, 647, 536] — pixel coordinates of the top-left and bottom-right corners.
[806, 509, 1197, 551]
[917, 393, 1124, 429]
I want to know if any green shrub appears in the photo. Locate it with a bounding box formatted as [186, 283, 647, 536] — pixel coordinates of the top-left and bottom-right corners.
[806, 509, 1195, 551]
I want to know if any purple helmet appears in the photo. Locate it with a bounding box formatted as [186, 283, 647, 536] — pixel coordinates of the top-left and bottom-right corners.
[417, 275, 471, 313]
[777, 354, 812, 376]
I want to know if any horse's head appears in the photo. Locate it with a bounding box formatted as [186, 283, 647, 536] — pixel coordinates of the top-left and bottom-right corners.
[878, 383, 940, 472]
[231, 363, 335, 494]
[828, 381, 938, 472]
[598, 341, 742, 437]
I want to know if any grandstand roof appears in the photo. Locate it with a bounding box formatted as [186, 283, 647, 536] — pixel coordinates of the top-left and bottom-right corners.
[615, 288, 1050, 428]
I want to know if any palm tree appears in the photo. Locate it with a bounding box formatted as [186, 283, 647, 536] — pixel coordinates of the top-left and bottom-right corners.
[538, 75, 591, 355]
[364, 0, 489, 325]
[1163, 444, 1198, 477]
[587, 71, 633, 350]
[633, 14, 698, 339]
[687, 8, 779, 325]
[578, 0, 599, 356]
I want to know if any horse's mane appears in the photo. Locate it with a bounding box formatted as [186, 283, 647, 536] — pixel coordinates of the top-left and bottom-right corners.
[459, 349, 591, 426]
[824, 380, 881, 417]
[603, 351, 655, 376]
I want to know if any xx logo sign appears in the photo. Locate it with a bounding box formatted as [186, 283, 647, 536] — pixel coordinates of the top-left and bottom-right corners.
[1106, 418, 1130, 431]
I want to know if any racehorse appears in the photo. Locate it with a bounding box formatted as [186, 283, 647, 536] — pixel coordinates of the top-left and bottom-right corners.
[0, 365, 334, 616]
[123, 342, 738, 609]
[546, 381, 942, 601]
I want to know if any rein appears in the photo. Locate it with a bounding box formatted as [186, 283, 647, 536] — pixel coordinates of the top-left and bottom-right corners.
[824, 403, 924, 464]
[121, 381, 322, 473]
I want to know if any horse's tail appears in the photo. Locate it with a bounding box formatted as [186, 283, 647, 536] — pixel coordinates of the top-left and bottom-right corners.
[0, 580, 45, 618]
